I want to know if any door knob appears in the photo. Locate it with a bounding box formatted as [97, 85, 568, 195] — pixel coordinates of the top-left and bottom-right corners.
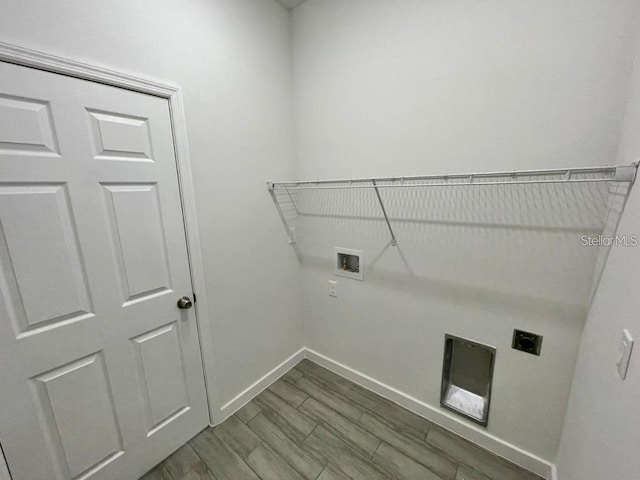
[177, 296, 193, 310]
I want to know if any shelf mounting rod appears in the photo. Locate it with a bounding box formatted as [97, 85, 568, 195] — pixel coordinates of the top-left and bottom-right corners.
[372, 179, 397, 246]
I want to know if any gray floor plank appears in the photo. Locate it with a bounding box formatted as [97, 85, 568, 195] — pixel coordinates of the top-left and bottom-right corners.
[269, 379, 308, 408]
[344, 383, 432, 439]
[298, 397, 380, 457]
[373, 442, 443, 480]
[245, 444, 305, 480]
[213, 415, 262, 459]
[282, 367, 304, 384]
[456, 465, 491, 480]
[295, 376, 363, 422]
[426, 429, 543, 480]
[258, 405, 313, 445]
[190, 428, 259, 480]
[179, 472, 215, 480]
[316, 466, 351, 480]
[247, 413, 324, 480]
[162, 443, 208, 479]
[254, 389, 316, 441]
[235, 401, 262, 424]
[358, 412, 457, 480]
[151, 360, 544, 480]
[304, 426, 390, 480]
[175, 462, 216, 480]
[294, 360, 353, 395]
[140, 464, 173, 480]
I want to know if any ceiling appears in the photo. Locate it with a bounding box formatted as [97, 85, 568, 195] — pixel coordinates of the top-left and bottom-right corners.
[275, 0, 307, 9]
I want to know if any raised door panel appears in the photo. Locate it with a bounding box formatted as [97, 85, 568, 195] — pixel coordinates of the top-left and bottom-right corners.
[132, 322, 190, 435]
[87, 109, 153, 162]
[0, 184, 93, 337]
[32, 353, 123, 479]
[0, 94, 59, 157]
[102, 184, 172, 305]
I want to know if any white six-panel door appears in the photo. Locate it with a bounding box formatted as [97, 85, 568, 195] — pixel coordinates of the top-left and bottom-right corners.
[0, 61, 208, 480]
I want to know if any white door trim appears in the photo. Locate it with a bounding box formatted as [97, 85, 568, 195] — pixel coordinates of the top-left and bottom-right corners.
[0, 41, 221, 428]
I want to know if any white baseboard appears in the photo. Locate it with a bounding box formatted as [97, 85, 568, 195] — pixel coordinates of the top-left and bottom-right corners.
[216, 347, 306, 424]
[304, 348, 555, 480]
[550, 464, 558, 480]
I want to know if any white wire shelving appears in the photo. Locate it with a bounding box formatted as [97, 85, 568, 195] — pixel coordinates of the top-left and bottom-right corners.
[267, 164, 638, 246]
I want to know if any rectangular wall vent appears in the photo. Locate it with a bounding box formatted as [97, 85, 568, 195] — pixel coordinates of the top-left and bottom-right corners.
[440, 334, 496, 427]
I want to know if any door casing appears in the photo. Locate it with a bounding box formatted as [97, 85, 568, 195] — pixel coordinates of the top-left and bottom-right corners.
[0, 44, 221, 476]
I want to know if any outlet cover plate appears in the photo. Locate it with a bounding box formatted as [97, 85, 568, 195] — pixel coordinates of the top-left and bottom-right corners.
[617, 329, 634, 380]
[328, 280, 338, 298]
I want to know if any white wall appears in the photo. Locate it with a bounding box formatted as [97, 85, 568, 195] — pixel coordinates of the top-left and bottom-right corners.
[0, 0, 302, 421]
[292, 0, 640, 467]
[555, 36, 640, 480]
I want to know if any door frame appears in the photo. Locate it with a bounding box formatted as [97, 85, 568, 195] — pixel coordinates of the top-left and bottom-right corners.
[0, 42, 220, 433]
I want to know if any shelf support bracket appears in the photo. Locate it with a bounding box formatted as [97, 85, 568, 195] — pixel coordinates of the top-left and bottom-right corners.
[267, 181, 296, 245]
[372, 179, 397, 246]
[614, 163, 638, 183]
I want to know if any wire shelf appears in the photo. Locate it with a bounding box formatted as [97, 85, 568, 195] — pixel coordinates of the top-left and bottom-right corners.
[267, 164, 637, 246]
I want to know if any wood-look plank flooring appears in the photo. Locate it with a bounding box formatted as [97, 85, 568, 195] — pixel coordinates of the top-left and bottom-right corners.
[141, 359, 544, 480]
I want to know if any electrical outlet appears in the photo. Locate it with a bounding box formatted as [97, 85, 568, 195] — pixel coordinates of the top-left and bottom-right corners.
[328, 280, 338, 298]
[617, 329, 634, 380]
[512, 329, 543, 356]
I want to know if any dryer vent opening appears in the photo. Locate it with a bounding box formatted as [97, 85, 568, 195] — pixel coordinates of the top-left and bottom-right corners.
[441, 335, 496, 427]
